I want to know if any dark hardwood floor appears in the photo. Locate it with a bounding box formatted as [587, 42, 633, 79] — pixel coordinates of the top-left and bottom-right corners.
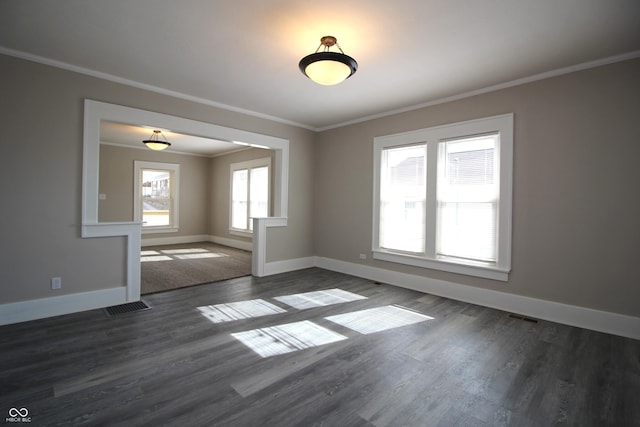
[1, 268, 639, 426]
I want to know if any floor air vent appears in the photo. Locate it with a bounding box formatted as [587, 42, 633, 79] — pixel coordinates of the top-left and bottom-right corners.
[508, 313, 538, 323]
[105, 300, 151, 317]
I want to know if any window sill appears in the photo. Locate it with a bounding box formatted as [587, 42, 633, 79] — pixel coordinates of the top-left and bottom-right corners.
[372, 250, 509, 281]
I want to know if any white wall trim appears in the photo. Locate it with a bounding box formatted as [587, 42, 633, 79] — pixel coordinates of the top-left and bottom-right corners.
[252, 217, 288, 276]
[82, 222, 141, 301]
[317, 50, 640, 131]
[263, 256, 316, 277]
[371, 113, 513, 281]
[83, 100, 289, 313]
[0, 287, 126, 326]
[0, 46, 315, 131]
[315, 257, 640, 341]
[209, 235, 253, 252]
[4, 249, 639, 340]
[141, 234, 211, 247]
[3, 46, 638, 133]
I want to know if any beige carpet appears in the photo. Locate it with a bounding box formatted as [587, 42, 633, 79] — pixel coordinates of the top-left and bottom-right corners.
[141, 242, 252, 294]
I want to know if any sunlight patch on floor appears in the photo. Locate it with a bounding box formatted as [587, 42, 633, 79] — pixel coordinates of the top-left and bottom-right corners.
[140, 255, 172, 262]
[326, 305, 434, 334]
[231, 320, 347, 358]
[274, 288, 367, 310]
[198, 299, 286, 323]
[141, 246, 230, 262]
[161, 248, 209, 254]
[175, 253, 228, 260]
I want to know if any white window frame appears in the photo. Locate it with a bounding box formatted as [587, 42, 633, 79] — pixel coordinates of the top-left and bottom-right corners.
[372, 114, 513, 281]
[134, 161, 180, 234]
[229, 157, 271, 236]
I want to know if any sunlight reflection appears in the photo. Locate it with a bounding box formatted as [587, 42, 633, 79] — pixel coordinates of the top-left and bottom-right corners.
[198, 299, 286, 323]
[326, 305, 433, 334]
[140, 255, 172, 262]
[231, 320, 347, 358]
[140, 247, 230, 262]
[161, 248, 208, 254]
[175, 253, 228, 260]
[274, 288, 367, 310]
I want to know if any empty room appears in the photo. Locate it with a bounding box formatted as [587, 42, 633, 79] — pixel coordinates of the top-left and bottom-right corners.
[1, 1, 639, 426]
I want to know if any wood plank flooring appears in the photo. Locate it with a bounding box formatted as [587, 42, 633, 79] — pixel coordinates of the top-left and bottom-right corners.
[1, 268, 639, 426]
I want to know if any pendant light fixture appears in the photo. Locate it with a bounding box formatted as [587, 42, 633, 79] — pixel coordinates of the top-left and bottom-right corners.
[299, 36, 358, 86]
[142, 129, 171, 151]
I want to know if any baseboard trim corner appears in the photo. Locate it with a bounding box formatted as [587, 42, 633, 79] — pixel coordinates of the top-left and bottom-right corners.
[263, 256, 316, 276]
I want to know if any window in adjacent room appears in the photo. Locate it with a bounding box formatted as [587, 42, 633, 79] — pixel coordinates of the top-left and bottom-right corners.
[230, 158, 271, 234]
[134, 161, 180, 233]
[372, 114, 513, 281]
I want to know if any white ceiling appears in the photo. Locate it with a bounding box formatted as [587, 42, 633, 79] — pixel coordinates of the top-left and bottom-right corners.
[99, 121, 250, 157]
[1, 0, 639, 131]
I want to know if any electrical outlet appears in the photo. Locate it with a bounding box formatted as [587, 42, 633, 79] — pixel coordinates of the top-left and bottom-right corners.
[51, 277, 62, 290]
[359, 253, 367, 260]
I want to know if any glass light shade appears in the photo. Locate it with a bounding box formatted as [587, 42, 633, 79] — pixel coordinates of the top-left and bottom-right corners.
[304, 60, 352, 86]
[143, 141, 171, 151]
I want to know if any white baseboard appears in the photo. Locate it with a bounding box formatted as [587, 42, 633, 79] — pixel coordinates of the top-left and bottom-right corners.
[141, 234, 253, 252]
[2, 234, 252, 326]
[0, 287, 127, 326]
[209, 235, 253, 252]
[315, 257, 640, 341]
[264, 256, 316, 276]
[4, 252, 638, 341]
[141, 234, 211, 247]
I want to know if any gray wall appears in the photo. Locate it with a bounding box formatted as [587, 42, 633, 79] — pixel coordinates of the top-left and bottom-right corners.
[99, 144, 210, 240]
[0, 53, 315, 304]
[99, 144, 276, 243]
[2, 51, 638, 321]
[314, 58, 640, 318]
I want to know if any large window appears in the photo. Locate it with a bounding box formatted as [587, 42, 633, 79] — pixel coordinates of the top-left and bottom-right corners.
[230, 158, 270, 234]
[134, 161, 180, 233]
[373, 114, 513, 281]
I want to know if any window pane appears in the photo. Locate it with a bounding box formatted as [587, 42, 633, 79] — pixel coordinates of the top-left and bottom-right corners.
[232, 169, 248, 229]
[249, 166, 269, 231]
[379, 145, 426, 253]
[438, 202, 496, 261]
[142, 169, 171, 227]
[437, 135, 498, 261]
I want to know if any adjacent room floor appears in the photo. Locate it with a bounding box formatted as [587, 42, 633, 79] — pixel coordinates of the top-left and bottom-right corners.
[140, 241, 251, 294]
[1, 268, 638, 426]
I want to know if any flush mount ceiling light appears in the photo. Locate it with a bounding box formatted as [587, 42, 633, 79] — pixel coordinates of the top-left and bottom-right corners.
[142, 129, 171, 151]
[299, 36, 358, 86]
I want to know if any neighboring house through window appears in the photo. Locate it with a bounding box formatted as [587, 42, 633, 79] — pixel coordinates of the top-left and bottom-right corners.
[372, 114, 513, 281]
[134, 161, 180, 233]
[230, 157, 270, 234]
